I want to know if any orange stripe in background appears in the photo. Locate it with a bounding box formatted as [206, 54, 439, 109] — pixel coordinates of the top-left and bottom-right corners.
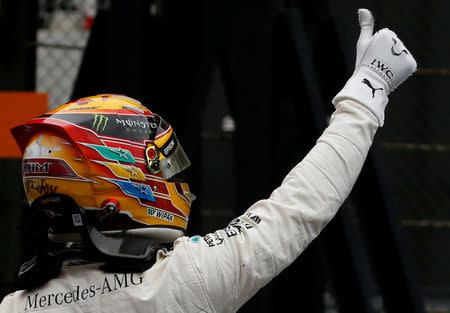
[0, 92, 48, 158]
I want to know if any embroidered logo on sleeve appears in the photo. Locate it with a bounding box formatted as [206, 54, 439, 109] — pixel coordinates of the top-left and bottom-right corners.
[203, 212, 262, 248]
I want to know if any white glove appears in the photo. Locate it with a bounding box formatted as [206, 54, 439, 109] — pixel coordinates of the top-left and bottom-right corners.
[332, 9, 417, 126]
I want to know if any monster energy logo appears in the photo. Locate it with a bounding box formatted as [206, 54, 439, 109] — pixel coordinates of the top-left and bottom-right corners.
[92, 114, 109, 132]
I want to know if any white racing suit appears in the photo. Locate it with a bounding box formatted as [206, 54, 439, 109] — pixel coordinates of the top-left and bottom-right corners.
[0, 99, 378, 313]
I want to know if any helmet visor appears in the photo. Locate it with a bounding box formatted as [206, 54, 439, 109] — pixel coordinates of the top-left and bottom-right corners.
[152, 115, 191, 180]
[160, 143, 191, 180]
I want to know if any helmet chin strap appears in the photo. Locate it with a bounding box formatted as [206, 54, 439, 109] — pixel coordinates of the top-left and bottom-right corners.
[16, 194, 166, 290]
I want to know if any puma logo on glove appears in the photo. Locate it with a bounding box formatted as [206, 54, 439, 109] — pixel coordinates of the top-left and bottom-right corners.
[362, 78, 383, 98]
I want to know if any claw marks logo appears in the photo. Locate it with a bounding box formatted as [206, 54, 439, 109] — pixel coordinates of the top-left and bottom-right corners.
[362, 78, 383, 98]
[23, 158, 85, 179]
[25, 134, 61, 158]
[92, 114, 109, 132]
[391, 37, 409, 56]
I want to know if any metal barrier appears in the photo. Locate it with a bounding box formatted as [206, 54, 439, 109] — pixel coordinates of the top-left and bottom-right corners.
[36, 0, 94, 109]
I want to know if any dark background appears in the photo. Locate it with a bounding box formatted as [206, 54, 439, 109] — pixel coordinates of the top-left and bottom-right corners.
[0, 0, 449, 312]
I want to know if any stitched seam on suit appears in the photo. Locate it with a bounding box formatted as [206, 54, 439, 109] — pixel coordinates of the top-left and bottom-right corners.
[318, 132, 365, 158]
[303, 158, 343, 204]
[182, 241, 217, 313]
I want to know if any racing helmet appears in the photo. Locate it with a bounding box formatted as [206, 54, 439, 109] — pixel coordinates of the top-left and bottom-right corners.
[11, 94, 194, 285]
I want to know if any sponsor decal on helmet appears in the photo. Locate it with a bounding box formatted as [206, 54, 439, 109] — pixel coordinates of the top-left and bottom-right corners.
[147, 208, 174, 222]
[92, 114, 109, 132]
[23, 158, 86, 179]
[23, 161, 50, 175]
[160, 135, 178, 157]
[115, 117, 156, 132]
[53, 114, 157, 142]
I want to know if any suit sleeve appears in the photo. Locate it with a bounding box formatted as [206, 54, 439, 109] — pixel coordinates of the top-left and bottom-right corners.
[177, 100, 379, 313]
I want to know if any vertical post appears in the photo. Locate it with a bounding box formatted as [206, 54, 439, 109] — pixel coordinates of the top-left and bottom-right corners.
[0, 0, 38, 298]
[0, 0, 37, 91]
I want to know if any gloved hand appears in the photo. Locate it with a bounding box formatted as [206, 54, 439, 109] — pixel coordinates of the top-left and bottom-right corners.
[332, 9, 417, 126]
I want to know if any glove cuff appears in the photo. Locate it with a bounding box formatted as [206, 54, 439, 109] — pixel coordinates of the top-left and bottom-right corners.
[332, 69, 389, 127]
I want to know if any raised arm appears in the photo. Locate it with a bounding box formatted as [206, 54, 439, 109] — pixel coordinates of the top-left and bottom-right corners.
[175, 9, 417, 313]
